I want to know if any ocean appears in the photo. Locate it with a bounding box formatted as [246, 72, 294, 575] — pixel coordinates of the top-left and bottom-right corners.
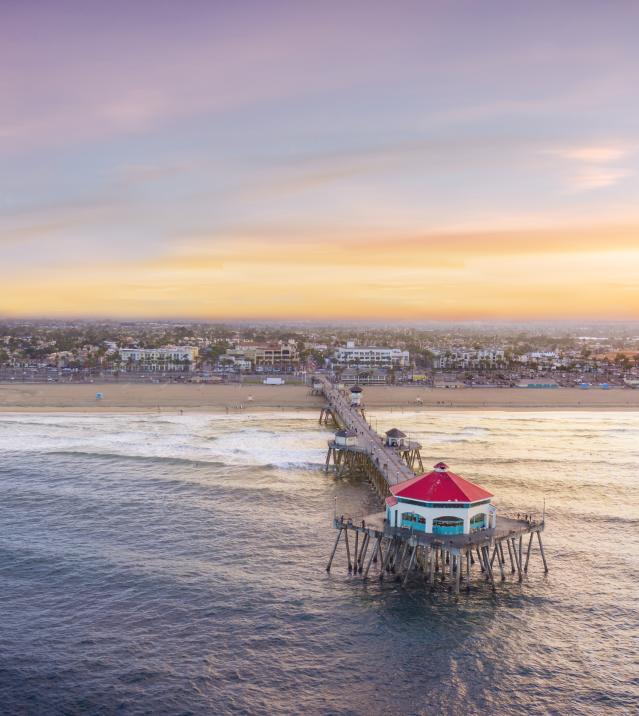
[0, 410, 637, 715]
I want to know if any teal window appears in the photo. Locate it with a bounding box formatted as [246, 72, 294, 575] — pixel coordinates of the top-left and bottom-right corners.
[470, 513, 486, 531]
[432, 516, 464, 535]
[401, 512, 426, 532]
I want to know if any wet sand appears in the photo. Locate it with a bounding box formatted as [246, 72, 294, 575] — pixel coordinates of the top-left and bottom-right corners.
[1, 382, 638, 412]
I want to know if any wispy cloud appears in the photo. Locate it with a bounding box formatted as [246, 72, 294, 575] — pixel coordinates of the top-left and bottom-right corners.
[549, 143, 635, 192]
[553, 144, 633, 163]
[571, 167, 633, 191]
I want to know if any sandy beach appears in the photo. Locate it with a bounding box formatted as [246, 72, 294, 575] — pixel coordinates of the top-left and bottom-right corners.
[1, 382, 638, 412]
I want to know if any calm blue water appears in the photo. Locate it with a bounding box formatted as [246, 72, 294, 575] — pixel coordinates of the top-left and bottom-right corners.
[0, 410, 638, 715]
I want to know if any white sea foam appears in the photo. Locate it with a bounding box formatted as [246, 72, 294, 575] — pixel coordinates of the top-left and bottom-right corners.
[0, 412, 328, 468]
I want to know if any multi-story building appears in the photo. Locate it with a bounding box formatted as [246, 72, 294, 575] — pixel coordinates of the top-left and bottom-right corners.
[223, 341, 298, 369]
[119, 346, 199, 371]
[334, 341, 410, 368]
[434, 349, 505, 370]
[517, 351, 558, 364]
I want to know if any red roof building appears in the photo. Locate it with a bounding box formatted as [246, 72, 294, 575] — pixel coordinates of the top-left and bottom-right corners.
[390, 462, 493, 504]
[385, 462, 496, 535]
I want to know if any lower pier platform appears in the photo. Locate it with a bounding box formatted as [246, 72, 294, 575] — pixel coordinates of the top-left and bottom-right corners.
[326, 513, 548, 595]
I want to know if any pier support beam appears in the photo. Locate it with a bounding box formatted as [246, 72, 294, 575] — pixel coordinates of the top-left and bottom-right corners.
[482, 546, 496, 592]
[511, 537, 523, 582]
[537, 530, 549, 573]
[429, 546, 435, 586]
[358, 533, 369, 573]
[363, 536, 380, 580]
[506, 539, 516, 573]
[380, 538, 394, 580]
[519, 536, 523, 571]
[476, 547, 484, 572]
[344, 528, 352, 573]
[403, 547, 417, 587]
[353, 530, 359, 573]
[326, 528, 342, 572]
[524, 532, 534, 572]
[454, 555, 461, 595]
[496, 542, 506, 581]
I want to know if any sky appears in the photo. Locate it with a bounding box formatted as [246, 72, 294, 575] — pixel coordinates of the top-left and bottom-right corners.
[1, 0, 639, 321]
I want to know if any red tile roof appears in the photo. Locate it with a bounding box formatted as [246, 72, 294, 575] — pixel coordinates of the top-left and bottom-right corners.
[385, 495, 398, 507]
[390, 463, 493, 503]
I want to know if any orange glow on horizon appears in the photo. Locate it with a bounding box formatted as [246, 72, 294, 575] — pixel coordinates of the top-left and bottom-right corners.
[3, 225, 639, 320]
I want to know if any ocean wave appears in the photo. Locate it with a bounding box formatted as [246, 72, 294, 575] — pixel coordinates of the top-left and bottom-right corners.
[47, 450, 230, 468]
[431, 437, 489, 445]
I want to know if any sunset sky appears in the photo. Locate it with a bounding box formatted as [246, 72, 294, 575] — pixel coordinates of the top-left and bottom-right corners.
[2, 0, 639, 320]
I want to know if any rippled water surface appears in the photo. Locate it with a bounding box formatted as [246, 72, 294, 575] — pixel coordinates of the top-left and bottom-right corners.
[1, 410, 638, 715]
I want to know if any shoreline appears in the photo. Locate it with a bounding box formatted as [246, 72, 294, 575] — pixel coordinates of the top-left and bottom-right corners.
[1, 383, 639, 413]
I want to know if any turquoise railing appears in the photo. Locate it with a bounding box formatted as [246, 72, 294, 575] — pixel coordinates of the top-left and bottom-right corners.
[401, 519, 426, 532]
[432, 524, 464, 535]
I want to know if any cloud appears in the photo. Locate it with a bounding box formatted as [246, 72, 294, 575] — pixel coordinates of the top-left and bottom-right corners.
[571, 167, 633, 191]
[548, 143, 635, 192]
[136, 225, 639, 276]
[553, 144, 633, 163]
[0, 222, 66, 245]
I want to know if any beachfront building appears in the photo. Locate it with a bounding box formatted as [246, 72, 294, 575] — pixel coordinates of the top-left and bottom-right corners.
[434, 349, 505, 370]
[119, 346, 199, 372]
[334, 341, 410, 368]
[433, 373, 465, 388]
[385, 462, 496, 535]
[516, 381, 559, 388]
[224, 341, 299, 370]
[340, 368, 388, 385]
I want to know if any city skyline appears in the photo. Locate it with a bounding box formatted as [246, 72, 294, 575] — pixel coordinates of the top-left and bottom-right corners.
[2, 1, 639, 319]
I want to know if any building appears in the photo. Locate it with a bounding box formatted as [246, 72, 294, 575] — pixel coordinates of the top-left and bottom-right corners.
[517, 351, 558, 364]
[339, 368, 388, 384]
[224, 341, 298, 369]
[384, 428, 407, 448]
[433, 373, 465, 388]
[119, 346, 199, 372]
[434, 349, 505, 370]
[334, 341, 410, 368]
[384, 462, 496, 534]
[333, 429, 358, 447]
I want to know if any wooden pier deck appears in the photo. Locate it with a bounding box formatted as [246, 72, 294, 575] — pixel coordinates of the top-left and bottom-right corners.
[318, 377, 416, 491]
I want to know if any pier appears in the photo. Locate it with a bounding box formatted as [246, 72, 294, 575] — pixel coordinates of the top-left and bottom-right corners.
[315, 375, 548, 594]
[318, 378, 420, 497]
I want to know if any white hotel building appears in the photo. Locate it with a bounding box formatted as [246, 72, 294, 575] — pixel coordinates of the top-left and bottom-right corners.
[334, 341, 410, 368]
[119, 346, 199, 372]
